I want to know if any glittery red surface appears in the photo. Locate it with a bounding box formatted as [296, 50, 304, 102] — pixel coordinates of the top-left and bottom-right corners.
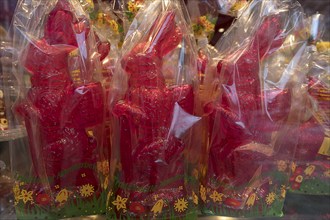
[15, 0, 106, 191]
[208, 15, 291, 192]
[113, 11, 194, 206]
[289, 76, 328, 161]
[293, 118, 324, 161]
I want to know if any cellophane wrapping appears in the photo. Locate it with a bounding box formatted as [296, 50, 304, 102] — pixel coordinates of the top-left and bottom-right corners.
[88, 0, 124, 49]
[287, 35, 330, 195]
[0, 42, 10, 132]
[216, 0, 250, 17]
[10, 0, 110, 218]
[85, 0, 122, 192]
[203, 0, 308, 217]
[186, 0, 217, 43]
[186, 0, 223, 214]
[110, 0, 152, 37]
[107, 0, 200, 219]
[192, 44, 221, 219]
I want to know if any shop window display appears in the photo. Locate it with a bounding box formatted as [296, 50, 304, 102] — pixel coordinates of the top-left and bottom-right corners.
[0, 0, 329, 219]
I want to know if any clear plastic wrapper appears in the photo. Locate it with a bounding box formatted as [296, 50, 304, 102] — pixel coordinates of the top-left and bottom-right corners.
[187, 0, 237, 46]
[0, 160, 15, 219]
[186, 0, 217, 42]
[89, 0, 123, 49]
[191, 44, 221, 219]
[1, 27, 26, 220]
[1, 26, 27, 140]
[79, 0, 95, 13]
[84, 1, 122, 190]
[0, 47, 10, 131]
[110, 0, 152, 37]
[216, 0, 250, 17]
[107, 0, 200, 218]
[186, 1, 223, 214]
[286, 14, 330, 195]
[10, 0, 109, 218]
[203, 0, 308, 217]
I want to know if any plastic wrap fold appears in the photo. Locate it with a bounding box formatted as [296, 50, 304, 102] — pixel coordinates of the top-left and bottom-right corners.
[107, 0, 199, 219]
[203, 0, 308, 217]
[10, 0, 109, 218]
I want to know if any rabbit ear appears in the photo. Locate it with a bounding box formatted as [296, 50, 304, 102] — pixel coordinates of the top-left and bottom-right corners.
[121, 11, 183, 74]
[44, 1, 76, 46]
[54, 0, 72, 11]
[252, 15, 285, 59]
[45, 0, 92, 47]
[146, 11, 182, 58]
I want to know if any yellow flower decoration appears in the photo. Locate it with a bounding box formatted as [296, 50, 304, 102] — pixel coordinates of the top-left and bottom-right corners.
[80, 0, 94, 13]
[106, 190, 114, 207]
[295, 175, 304, 183]
[265, 192, 276, 205]
[209, 190, 224, 203]
[96, 13, 105, 28]
[317, 41, 330, 53]
[280, 185, 286, 198]
[193, 26, 203, 36]
[304, 165, 316, 176]
[192, 168, 199, 179]
[56, 189, 69, 204]
[80, 184, 94, 197]
[200, 185, 207, 202]
[108, 20, 119, 34]
[324, 169, 330, 178]
[205, 23, 215, 33]
[246, 193, 256, 207]
[112, 195, 128, 211]
[18, 189, 33, 204]
[277, 160, 287, 172]
[13, 183, 21, 205]
[97, 160, 110, 176]
[174, 198, 188, 213]
[151, 199, 164, 216]
[192, 191, 198, 205]
[198, 16, 215, 33]
[13, 183, 20, 196]
[13, 183, 20, 205]
[102, 176, 109, 190]
[230, 0, 248, 13]
[199, 16, 207, 24]
[201, 165, 207, 177]
[291, 162, 297, 173]
[153, 194, 159, 201]
[128, 2, 139, 13]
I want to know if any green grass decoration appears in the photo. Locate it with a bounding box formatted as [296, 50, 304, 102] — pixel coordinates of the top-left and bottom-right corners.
[15, 190, 108, 220]
[200, 170, 289, 218]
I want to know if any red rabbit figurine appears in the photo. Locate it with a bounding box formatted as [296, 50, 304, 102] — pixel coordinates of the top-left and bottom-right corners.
[112, 11, 196, 213]
[16, 0, 107, 195]
[207, 14, 292, 206]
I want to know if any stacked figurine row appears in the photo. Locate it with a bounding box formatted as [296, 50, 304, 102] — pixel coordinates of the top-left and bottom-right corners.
[4, 0, 329, 219]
